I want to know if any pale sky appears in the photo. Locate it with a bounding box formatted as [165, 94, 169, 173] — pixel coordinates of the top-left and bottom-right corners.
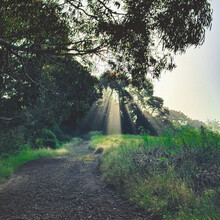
[154, 0, 220, 122]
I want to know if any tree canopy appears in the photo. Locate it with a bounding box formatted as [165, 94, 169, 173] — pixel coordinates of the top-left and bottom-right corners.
[0, 0, 213, 152]
[0, 0, 212, 85]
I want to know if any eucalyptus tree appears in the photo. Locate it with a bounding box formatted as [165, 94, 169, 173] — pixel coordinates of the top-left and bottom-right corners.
[1, 0, 212, 82]
[0, 0, 213, 133]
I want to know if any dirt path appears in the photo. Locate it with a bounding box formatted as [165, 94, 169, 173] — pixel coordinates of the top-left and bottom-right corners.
[0, 141, 150, 220]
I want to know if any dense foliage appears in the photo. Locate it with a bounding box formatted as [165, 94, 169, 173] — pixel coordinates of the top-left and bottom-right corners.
[0, 0, 212, 83]
[91, 126, 220, 219]
[0, 2, 218, 218]
[79, 71, 170, 135]
[0, 57, 98, 155]
[0, 0, 213, 154]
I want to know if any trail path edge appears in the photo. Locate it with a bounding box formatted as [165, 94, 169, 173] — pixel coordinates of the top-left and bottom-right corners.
[0, 141, 151, 220]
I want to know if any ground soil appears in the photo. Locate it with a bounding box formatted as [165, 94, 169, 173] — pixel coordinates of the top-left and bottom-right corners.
[0, 141, 152, 220]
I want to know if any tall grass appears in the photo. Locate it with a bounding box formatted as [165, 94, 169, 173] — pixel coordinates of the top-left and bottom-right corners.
[92, 126, 220, 219]
[0, 146, 69, 182]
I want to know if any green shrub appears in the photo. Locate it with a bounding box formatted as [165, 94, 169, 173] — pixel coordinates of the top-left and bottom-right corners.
[71, 137, 83, 146]
[51, 124, 72, 141]
[96, 130, 220, 219]
[34, 129, 60, 149]
[163, 125, 220, 150]
[0, 146, 69, 182]
[0, 127, 26, 156]
[41, 129, 56, 140]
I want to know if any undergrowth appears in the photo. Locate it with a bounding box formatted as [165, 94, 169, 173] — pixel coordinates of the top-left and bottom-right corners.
[91, 126, 220, 219]
[0, 146, 69, 183]
[0, 130, 84, 183]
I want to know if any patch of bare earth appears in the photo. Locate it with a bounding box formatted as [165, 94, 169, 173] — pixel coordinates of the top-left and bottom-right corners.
[0, 141, 151, 220]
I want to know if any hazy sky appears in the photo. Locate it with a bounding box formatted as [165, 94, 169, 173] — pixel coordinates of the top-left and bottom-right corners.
[154, 0, 220, 122]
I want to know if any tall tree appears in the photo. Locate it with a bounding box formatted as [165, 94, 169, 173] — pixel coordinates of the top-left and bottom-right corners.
[0, 0, 212, 85]
[0, 0, 213, 130]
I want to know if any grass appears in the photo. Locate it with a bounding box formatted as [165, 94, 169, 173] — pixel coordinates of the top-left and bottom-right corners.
[0, 136, 85, 183]
[90, 134, 146, 152]
[0, 146, 69, 182]
[91, 126, 220, 219]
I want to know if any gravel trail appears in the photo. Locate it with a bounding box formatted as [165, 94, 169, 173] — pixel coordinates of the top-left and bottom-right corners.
[0, 141, 151, 220]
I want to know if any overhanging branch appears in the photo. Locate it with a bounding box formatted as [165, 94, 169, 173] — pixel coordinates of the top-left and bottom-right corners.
[0, 37, 103, 57]
[0, 38, 20, 51]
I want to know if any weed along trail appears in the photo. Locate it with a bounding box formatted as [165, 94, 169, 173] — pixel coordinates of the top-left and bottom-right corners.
[0, 141, 149, 220]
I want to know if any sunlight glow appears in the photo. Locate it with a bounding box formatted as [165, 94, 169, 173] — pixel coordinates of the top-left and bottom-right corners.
[125, 104, 136, 134]
[91, 90, 112, 131]
[79, 88, 122, 134]
[106, 90, 122, 134]
[79, 86, 160, 135]
[55, 148, 69, 155]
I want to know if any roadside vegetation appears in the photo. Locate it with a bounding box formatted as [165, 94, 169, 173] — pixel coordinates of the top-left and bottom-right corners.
[0, 131, 83, 183]
[0, 145, 69, 182]
[0, 1, 217, 218]
[91, 126, 220, 219]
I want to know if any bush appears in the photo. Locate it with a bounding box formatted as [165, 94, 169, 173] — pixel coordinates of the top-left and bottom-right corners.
[96, 130, 220, 219]
[0, 127, 26, 156]
[0, 146, 69, 182]
[51, 124, 72, 141]
[71, 137, 83, 146]
[162, 125, 220, 150]
[34, 129, 60, 149]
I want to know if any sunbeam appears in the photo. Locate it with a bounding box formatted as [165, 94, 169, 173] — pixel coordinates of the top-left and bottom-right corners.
[79, 83, 163, 135]
[106, 90, 122, 134]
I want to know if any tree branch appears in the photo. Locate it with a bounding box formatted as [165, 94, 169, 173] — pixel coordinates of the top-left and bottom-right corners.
[0, 38, 20, 51]
[0, 37, 103, 57]
[97, 0, 126, 16]
[65, 0, 99, 20]
[20, 59, 50, 91]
